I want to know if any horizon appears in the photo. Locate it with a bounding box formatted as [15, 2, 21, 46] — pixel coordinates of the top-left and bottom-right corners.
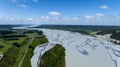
[0, 0, 120, 25]
[1, 23, 120, 26]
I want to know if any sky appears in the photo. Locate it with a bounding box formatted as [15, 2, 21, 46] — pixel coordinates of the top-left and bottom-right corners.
[0, 0, 120, 25]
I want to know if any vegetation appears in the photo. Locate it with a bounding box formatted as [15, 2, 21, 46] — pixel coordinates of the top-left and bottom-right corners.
[0, 30, 16, 35]
[0, 37, 32, 67]
[96, 30, 116, 35]
[0, 25, 46, 67]
[15, 38, 33, 67]
[34, 25, 120, 35]
[39, 44, 65, 67]
[21, 37, 48, 67]
[0, 39, 12, 54]
[0, 25, 22, 29]
[21, 48, 33, 67]
[110, 32, 120, 40]
[0, 25, 120, 67]
[35, 25, 120, 31]
[0, 46, 20, 67]
[30, 37, 48, 49]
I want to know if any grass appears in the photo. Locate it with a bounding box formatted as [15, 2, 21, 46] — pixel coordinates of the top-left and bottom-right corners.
[21, 37, 48, 67]
[21, 48, 33, 67]
[0, 37, 33, 67]
[0, 29, 39, 54]
[31, 37, 48, 49]
[0, 46, 20, 67]
[14, 38, 33, 67]
[39, 44, 65, 67]
[26, 32, 38, 36]
[0, 39, 12, 54]
[0, 37, 26, 54]
[0, 28, 48, 67]
[6, 37, 26, 44]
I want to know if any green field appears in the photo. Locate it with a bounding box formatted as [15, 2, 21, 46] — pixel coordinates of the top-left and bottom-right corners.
[0, 27, 45, 67]
[21, 48, 33, 67]
[0, 46, 20, 67]
[0, 37, 33, 67]
[39, 44, 65, 67]
[0, 39, 12, 54]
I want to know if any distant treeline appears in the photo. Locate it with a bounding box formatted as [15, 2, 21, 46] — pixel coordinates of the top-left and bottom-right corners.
[0, 30, 16, 35]
[35, 25, 120, 31]
[23, 30, 43, 35]
[1, 34, 27, 38]
[96, 30, 116, 35]
[0, 25, 23, 29]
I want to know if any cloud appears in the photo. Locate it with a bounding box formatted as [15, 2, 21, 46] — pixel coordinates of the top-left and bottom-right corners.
[40, 16, 49, 19]
[19, 4, 28, 8]
[1, 13, 120, 25]
[84, 13, 104, 20]
[99, 5, 109, 9]
[48, 12, 61, 16]
[96, 13, 104, 17]
[83, 14, 120, 25]
[27, 18, 35, 21]
[84, 15, 94, 20]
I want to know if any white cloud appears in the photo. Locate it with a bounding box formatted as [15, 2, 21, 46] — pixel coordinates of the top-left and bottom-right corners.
[84, 15, 94, 20]
[84, 13, 104, 20]
[1, 13, 120, 25]
[96, 13, 104, 17]
[27, 18, 35, 21]
[48, 12, 61, 16]
[99, 5, 109, 9]
[19, 4, 28, 8]
[40, 16, 49, 19]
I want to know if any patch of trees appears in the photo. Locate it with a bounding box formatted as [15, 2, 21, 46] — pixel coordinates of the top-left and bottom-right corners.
[0, 45, 4, 49]
[0, 30, 16, 35]
[96, 30, 116, 35]
[23, 30, 43, 35]
[4, 38, 19, 40]
[1, 34, 27, 38]
[37, 31, 43, 35]
[110, 32, 120, 40]
[23, 30, 37, 33]
[70, 30, 91, 35]
[12, 42, 20, 47]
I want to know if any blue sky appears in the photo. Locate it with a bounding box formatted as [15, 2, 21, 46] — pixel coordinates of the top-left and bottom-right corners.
[0, 0, 120, 25]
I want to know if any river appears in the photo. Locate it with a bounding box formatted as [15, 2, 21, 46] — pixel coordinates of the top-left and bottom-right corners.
[13, 26, 120, 67]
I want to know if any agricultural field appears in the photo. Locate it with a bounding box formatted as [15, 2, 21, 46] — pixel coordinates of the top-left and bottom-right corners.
[0, 25, 45, 67]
